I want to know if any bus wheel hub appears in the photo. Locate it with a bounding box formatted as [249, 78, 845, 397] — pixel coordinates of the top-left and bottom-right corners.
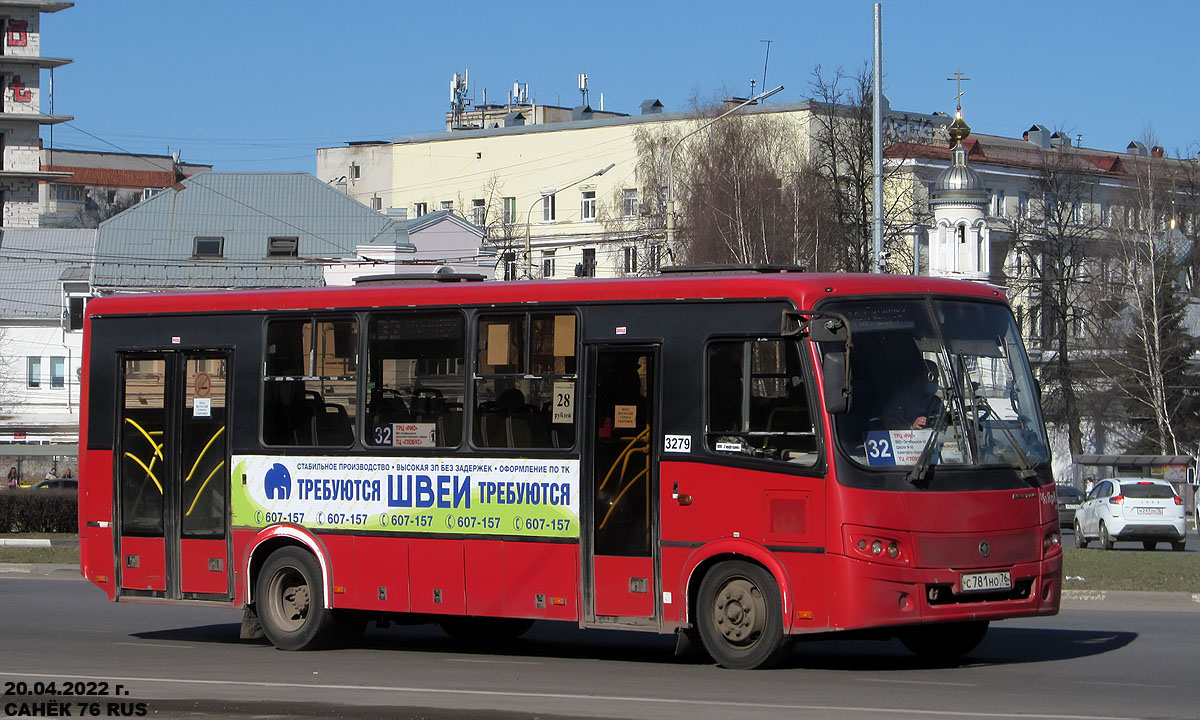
[713, 578, 764, 644]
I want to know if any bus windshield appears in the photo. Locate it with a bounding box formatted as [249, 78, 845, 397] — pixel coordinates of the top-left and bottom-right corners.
[822, 297, 1049, 474]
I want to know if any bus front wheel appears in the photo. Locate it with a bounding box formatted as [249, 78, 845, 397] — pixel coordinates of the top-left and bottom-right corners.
[256, 547, 337, 651]
[695, 560, 792, 669]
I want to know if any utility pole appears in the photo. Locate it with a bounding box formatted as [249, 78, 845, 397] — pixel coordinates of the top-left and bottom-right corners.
[872, 3, 884, 273]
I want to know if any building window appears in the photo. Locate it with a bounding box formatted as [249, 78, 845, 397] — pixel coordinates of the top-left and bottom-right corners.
[349, 163, 361, 180]
[1018, 192, 1028, 219]
[142, 187, 163, 202]
[576, 248, 596, 277]
[27, 357, 40, 388]
[66, 296, 85, 331]
[414, 202, 428, 217]
[472, 198, 486, 226]
[622, 246, 638, 274]
[580, 191, 596, 221]
[622, 189, 638, 218]
[51, 357, 65, 389]
[541, 250, 556, 279]
[541, 193, 556, 222]
[647, 243, 662, 272]
[53, 184, 85, 204]
[991, 190, 1006, 217]
[502, 196, 516, 224]
[268, 236, 299, 257]
[193, 236, 224, 258]
[370, 196, 382, 211]
[502, 252, 518, 281]
[441, 200, 454, 212]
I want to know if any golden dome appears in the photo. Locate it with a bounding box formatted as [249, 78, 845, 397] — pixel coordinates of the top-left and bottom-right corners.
[948, 112, 971, 144]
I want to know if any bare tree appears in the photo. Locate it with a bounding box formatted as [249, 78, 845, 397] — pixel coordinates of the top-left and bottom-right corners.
[1101, 147, 1200, 455]
[999, 145, 1108, 458]
[806, 63, 927, 272]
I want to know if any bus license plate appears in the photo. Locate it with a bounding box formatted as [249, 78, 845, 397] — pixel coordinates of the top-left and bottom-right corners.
[960, 571, 1011, 593]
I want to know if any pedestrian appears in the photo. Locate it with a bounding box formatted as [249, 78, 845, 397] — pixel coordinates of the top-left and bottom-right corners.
[5, 466, 16, 489]
[44, 467, 57, 480]
[62, 468, 73, 480]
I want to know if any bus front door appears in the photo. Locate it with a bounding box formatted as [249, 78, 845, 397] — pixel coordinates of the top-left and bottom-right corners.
[584, 345, 659, 626]
[116, 351, 232, 600]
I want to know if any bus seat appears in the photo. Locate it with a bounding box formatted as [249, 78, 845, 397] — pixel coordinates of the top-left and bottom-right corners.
[314, 403, 355, 446]
[436, 409, 463, 447]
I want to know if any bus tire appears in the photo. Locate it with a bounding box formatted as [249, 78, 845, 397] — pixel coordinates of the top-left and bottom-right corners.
[439, 617, 535, 644]
[898, 620, 989, 662]
[696, 560, 792, 669]
[256, 547, 337, 651]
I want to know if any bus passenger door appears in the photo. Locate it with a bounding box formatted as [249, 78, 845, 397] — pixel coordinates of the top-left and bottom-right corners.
[116, 351, 231, 600]
[583, 345, 659, 627]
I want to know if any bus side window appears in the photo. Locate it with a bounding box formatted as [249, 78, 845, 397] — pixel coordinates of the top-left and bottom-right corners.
[473, 313, 576, 450]
[263, 316, 358, 447]
[706, 338, 817, 465]
[366, 312, 466, 449]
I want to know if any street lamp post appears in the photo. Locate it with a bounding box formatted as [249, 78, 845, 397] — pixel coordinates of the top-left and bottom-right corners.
[665, 85, 783, 255]
[524, 162, 615, 279]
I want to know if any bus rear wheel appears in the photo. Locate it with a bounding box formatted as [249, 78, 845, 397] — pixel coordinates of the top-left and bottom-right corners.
[696, 560, 792, 669]
[256, 547, 337, 651]
[898, 620, 989, 662]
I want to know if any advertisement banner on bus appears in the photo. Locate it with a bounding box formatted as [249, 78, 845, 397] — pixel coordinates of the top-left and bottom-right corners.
[230, 455, 580, 538]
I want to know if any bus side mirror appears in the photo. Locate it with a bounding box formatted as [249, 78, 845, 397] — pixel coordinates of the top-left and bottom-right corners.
[823, 351, 850, 414]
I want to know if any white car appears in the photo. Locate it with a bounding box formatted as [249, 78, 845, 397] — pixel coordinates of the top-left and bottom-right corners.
[1074, 477, 1186, 551]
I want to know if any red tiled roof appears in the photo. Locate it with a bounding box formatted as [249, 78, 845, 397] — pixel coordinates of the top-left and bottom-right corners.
[41, 166, 205, 188]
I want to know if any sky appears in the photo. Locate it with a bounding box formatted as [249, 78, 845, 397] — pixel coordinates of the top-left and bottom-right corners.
[40, 0, 1200, 174]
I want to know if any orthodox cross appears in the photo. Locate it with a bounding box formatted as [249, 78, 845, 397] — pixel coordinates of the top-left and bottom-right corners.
[947, 69, 971, 113]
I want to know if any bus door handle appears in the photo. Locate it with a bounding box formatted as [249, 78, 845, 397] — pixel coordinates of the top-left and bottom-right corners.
[672, 482, 693, 506]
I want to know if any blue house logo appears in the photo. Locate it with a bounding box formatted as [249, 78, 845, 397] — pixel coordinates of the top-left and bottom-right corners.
[265, 463, 291, 500]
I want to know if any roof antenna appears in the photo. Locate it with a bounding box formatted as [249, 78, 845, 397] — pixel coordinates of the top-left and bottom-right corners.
[760, 40, 773, 102]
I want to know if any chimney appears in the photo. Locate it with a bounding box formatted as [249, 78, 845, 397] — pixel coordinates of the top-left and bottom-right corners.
[1151, 146, 1165, 158]
[1025, 125, 1051, 149]
[640, 99, 664, 115]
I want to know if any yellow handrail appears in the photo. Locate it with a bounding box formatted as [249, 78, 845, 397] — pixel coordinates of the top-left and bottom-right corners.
[123, 452, 163, 494]
[124, 418, 164, 461]
[186, 460, 225, 516]
[184, 426, 225, 484]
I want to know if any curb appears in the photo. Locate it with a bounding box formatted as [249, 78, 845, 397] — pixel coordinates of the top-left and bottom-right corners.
[1061, 589, 1200, 612]
[0, 538, 79, 548]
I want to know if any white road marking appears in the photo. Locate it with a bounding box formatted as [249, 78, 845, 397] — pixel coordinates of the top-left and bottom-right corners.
[0, 671, 1141, 719]
[861, 678, 976, 687]
[1078, 680, 1174, 689]
[113, 642, 194, 649]
[446, 658, 541, 666]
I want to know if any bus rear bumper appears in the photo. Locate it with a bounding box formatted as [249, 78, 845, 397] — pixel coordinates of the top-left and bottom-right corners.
[823, 552, 1061, 632]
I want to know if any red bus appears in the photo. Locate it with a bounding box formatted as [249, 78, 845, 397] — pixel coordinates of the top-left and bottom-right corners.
[78, 268, 1061, 669]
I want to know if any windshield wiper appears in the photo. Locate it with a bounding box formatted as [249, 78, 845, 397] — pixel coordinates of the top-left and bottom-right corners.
[905, 403, 949, 485]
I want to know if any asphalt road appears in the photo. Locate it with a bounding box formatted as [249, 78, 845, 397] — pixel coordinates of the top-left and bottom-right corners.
[1, 574, 1197, 720]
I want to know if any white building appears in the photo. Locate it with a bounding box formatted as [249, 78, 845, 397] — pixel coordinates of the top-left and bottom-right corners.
[0, 0, 73, 228]
[0, 227, 94, 480]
